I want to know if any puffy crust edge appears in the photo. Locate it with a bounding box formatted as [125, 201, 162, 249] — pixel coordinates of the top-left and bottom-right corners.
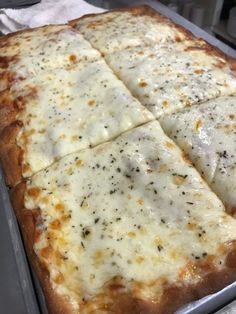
[0, 111, 23, 187]
[11, 181, 236, 314]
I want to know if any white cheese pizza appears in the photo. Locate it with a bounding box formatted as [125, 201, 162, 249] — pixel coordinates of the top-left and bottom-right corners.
[0, 5, 235, 314]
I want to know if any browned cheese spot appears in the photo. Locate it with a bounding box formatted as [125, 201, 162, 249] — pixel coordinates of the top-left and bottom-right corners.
[69, 54, 77, 63]
[139, 81, 147, 88]
[54, 273, 64, 284]
[194, 69, 204, 75]
[50, 219, 61, 230]
[194, 119, 202, 131]
[27, 187, 40, 199]
[88, 99, 96, 106]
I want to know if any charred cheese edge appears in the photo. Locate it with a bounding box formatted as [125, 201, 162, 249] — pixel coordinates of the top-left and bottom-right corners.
[160, 96, 236, 214]
[105, 43, 236, 118]
[25, 121, 236, 311]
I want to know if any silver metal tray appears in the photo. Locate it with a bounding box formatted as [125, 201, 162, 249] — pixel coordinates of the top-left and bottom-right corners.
[0, 2, 235, 313]
[0, 168, 40, 314]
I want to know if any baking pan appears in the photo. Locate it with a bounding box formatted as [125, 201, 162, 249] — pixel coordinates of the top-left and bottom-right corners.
[0, 2, 236, 313]
[0, 167, 40, 314]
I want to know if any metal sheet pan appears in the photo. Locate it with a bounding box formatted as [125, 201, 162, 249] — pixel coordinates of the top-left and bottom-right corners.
[0, 168, 40, 314]
[0, 2, 235, 313]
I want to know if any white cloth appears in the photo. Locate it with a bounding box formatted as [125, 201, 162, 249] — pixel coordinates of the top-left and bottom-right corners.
[0, 0, 105, 34]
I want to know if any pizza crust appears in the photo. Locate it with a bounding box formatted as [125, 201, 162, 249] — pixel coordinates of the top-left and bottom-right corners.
[0, 120, 23, 187]
[92, 263, 236, 314]
[184, 40, 236, 73]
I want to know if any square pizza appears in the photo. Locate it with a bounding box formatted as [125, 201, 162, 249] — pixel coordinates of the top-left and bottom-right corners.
[0, 5, 236, 314]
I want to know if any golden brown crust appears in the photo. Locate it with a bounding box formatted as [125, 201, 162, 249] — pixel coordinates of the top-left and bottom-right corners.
[0, 86, 40, 187]
[184, 40, 236, 73]
[0, 120, 23, 186]
[11, 182, 75, 314]
[0, 86, 29, 186]
[81, 250, 236, 314]
[11, 181, 236, 314]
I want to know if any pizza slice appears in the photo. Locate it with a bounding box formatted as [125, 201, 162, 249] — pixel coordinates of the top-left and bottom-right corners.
[160, 96, 236, 216]
[0, 27, 153, 186]
[0, 25, 100, 69]
[70, 5, 195, 55]
[12, 121, 236, 314]
[0, 25, 103, 93]
[105, 42, 236, 118]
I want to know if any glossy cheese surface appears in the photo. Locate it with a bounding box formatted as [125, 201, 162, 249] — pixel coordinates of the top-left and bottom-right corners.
[105, 43, 236, 117]
[25, 121, 236, 309]
[160, 96, 236, 213]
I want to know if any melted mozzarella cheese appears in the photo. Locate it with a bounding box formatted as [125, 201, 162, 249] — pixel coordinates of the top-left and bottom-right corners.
[72, 9, 189, 54]
[0, 25, 102, 93]
[105, 43, 236, 117]
[13, 58, 153, 177]
[0, 25, 100, 63]
[25, 121, 236, 309]
[160, 96, 236, 213]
